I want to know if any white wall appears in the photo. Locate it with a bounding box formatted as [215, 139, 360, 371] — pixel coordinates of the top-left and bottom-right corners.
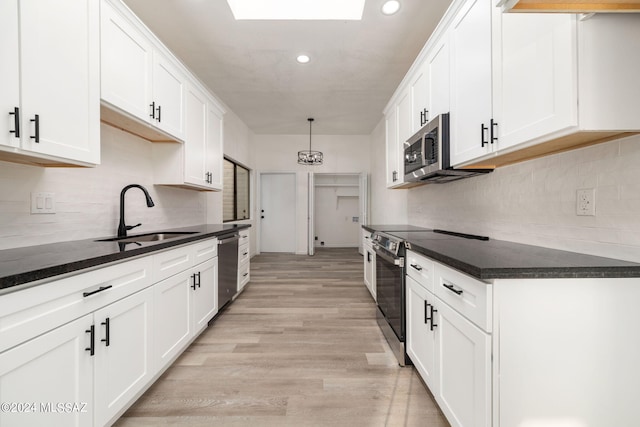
[369, 114, 640, 263]
[314, 186, 360, 247]
[0, 124, 206, 250]
[251, 134, 371, 254]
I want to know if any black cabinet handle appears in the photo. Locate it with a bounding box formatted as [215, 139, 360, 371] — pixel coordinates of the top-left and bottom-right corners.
[443, 283, 464, 295]
[410, 264, 422, 271]
[491, 119, 498, 144]
[85, 324, 95, 356]
[150, 102, 156, 119]
[191, 273, 197, 290]
[196, 271, 201, 288]
[30, 114, 39, 143]
[9, 107, 20, 138]
[243, 272, 249, 277]
[424, 300, 429, 324]
[392, 171, 398, 182]
[83, 285, 113, 298]
[101, 318, 110, 347]
[156, 105, 161, 122]
[367, 252, 371, 263]
[480, 123, 488, 147]
[430, 306, 438, 331]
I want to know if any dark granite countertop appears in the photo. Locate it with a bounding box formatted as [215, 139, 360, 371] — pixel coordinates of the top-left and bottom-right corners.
[0, 224, 250, 293]
[388, 230, 640, 280]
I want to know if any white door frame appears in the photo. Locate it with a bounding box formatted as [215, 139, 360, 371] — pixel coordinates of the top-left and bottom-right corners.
[256, 171, 297, 255]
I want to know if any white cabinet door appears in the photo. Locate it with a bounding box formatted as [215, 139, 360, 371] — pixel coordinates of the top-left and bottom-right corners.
[427, 36, 451, 119]
[154, 269, 192, 368]
[364, 244, 376, 300]
[101, 0, 153, 123]
[449, 0, 493, 167]
[93, 287, 154, 427]
[397, 89, 413, 157]
[192, 258, 218, 332]
[184, 84, 209, 188]
[206, 101, 224, 190]
[494, 13, 576, 151]
[410, 62, 429, 132]
[152, 53, 185, 140]
[0, 315, 93, 427]
[0, 0, 20, 149]
[435, 299, 491, 427]
[406, 276, 436, 389]
[385, 108, 400, 188]
[5, 0, 100, 164]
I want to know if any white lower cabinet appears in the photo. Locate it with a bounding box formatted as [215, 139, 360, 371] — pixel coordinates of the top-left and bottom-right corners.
[93, 287, 154, 427]
[406, 276, 436, 388]
[237, 229, 251, 292]
[436, 298, 491, 427]
[406, 250, 491, 427]
[0, 315, 94, 427]
[0, 235, 228, 426]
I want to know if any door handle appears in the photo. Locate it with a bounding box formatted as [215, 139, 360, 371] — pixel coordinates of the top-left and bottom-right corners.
[481, 123, 489, 147]
[101, 318, 110, 347]
[85, 324, 95, 356]
[150, 102, 156, 119]
[30, 114, 39, 143]
[9, 107, 20, 138]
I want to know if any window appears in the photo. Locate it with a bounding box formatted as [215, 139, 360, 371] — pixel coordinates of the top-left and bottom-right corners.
[223, 158, 250, 222]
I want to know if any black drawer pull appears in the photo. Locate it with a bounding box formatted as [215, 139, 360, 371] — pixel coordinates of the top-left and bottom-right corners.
[191, 273, 197, 290]
[430, 306, 438, 331]
[30, 114, 39, 143]
[150, 101, 156, 119]
[424, 300, 429, 324]
[156, 104, 161, 122]
[480, 123, 488, 147]
[443, 283, 463, 295]
[243, 272, 249, 277]
[85, 324, 95, 356]
[83, 285, 113, 298]
[9, 107, 20, 138]
[101, 317, 110, 347]
[410, 264, 422, 271]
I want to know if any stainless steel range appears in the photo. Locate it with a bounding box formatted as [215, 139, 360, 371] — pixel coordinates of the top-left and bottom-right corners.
[371, 231, 410, 366]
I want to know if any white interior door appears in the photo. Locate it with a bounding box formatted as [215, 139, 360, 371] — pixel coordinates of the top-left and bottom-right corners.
[260, 173, 296, 253]
[308, 172, 315, 256]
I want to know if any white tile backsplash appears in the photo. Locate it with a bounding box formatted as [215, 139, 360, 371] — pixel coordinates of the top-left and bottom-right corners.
[405, 134, 640, 262]
[0, 124, 206, 250]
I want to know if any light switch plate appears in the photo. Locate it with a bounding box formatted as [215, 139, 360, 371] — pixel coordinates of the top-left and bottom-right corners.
[31, 192, 56, 214]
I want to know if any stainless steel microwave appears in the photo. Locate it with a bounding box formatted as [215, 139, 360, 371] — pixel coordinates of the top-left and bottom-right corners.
[403, 113, 492, 183]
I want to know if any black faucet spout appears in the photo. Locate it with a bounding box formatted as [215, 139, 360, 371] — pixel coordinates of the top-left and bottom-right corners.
[117, 184, 155, 237]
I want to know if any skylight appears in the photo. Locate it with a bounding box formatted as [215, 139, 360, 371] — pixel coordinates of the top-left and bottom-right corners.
[226, 0, 366, 20]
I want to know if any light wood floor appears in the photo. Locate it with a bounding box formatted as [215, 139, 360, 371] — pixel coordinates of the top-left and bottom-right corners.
[114, 248, 450, 427]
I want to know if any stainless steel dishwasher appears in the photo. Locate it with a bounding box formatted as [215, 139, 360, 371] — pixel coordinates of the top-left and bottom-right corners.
[217, 232, 240, 310]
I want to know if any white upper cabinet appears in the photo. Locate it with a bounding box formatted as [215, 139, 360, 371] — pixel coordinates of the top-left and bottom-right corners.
[100, 1, 153, 124]
[449, 0, 494, 167]
[427, 35, 451, 120]
[410, 62, 429, 133]
[492, 13, 576, 151]
[101, 0, 185, 141]
[385, 106, 400, 188]
[153, 84, 225, 191]
[0, 0, 100, 166]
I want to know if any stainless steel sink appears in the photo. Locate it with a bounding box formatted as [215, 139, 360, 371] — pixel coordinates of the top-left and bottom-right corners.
[96, 231, 198, 243]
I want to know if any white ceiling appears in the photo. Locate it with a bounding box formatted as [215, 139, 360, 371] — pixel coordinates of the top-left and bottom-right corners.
[122, 0, 453, 135]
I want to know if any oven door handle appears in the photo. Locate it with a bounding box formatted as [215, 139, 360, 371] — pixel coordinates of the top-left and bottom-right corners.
[373, 245, 404, 267]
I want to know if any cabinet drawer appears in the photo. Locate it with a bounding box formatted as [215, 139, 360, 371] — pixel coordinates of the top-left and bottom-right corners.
[239, 229, 250, 244]
[193, 238, 218, 263]
[0, 256, 153, 353]
[238, 242, 250, 265]
[406, 250, 435, 292]
[238, 262, 250, 291]
[152, 244, 194, 283]
[434, 263, 492, 332]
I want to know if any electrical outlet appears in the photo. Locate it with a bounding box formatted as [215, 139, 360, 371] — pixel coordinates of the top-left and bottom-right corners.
[31, 192, 56, 214]
[576, 188, 595, 216]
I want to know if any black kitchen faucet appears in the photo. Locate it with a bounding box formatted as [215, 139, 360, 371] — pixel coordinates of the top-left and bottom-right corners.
[117, 184, 155, 237]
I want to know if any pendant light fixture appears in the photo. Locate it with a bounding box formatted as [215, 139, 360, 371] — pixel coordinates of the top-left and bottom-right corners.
[298, 118, 323, 165]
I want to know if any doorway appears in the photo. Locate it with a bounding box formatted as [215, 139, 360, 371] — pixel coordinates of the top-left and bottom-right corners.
[259, 173, 296, 253]
[308, 173, 368, 255]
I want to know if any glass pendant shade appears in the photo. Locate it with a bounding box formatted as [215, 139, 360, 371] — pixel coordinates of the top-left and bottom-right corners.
[298, 118, 323, 165]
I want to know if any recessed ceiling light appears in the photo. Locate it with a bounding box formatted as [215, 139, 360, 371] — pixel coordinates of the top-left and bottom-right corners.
[227, 0, 365, 20]
[297, 55, 310, 64]
[381, 0, 401, 15]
